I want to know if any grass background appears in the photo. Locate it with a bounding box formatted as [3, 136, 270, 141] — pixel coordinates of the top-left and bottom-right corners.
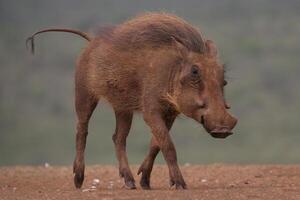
[1, 0, 299, 165]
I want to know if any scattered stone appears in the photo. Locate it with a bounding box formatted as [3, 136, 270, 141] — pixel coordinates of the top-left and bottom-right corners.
[44, 163, 50, 168]
[90, 185, 97, 190]
[92, 178, 100, 185]
[201, 179, 207, 183]
[80, 179, 100, 192]
[107, 181, 114, 189]
[184, 163, 191, 167]
[82, 189, 90, 192]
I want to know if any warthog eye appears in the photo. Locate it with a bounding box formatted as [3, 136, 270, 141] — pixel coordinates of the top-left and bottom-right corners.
[187, 65, 201, 88]
[191, 65, 200, 76]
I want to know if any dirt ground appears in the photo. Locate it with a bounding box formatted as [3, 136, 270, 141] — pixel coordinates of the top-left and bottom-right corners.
[0, 165, 299, 200]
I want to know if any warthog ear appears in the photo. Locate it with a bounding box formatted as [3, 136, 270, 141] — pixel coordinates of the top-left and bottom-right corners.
[205, 40, 218, 57]
[171, 36, 188, 59]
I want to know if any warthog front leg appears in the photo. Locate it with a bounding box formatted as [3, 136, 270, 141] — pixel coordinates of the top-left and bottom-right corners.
[138, 113, 176, 189]
[112, 110, 136, 189]
[143, 111, 186, 189]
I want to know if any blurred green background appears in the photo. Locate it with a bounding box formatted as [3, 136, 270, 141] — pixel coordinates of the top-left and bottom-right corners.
[1, 0, 299, 166]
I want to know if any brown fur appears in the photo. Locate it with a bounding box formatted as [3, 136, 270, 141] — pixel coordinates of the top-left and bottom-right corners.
[27, 12, 237, 190]
[110, 13, 206, 52]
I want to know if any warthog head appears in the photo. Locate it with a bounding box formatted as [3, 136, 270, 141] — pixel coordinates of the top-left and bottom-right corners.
[170, 39, 237, 138]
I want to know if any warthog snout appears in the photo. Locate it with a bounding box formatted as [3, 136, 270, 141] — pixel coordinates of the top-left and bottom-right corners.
[201, 112, 237, 139]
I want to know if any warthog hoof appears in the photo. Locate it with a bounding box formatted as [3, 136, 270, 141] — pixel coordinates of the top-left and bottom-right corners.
[124, 180, 136, 189]
[74, 172, 84, 188]
[170, 179, 187, 189]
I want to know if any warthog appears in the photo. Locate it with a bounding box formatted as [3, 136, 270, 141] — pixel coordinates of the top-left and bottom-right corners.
[27, 12, 237, 189]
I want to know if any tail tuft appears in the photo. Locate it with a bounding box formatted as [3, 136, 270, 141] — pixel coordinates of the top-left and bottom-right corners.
[26, 36, 35, 54]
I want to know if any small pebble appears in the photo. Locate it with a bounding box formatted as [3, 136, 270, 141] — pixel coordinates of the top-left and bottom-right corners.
[106, 181, 114, 189]
[44, 163, 50, 168]
[90, 185, 97, 189]
[82, 189, 90, 192]
[184, 163, 191, 167]
[201, 179, 207, 183]
[92, 178, 100, 185]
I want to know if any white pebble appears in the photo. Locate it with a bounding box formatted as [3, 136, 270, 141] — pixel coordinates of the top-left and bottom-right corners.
[90, 185, 96, 189]
[201, 179, 207, 183]
[44, 163, 50, 168]
[93, 178, 100, 185]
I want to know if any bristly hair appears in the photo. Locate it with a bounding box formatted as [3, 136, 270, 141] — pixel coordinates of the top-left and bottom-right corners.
[94, 25, 116, 41]
[107, 12, 206, 53]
